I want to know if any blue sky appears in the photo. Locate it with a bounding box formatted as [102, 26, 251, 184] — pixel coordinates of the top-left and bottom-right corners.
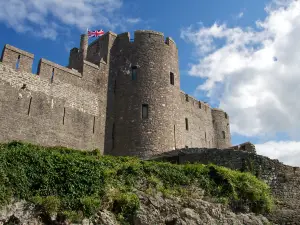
[1, 0, 300, 166]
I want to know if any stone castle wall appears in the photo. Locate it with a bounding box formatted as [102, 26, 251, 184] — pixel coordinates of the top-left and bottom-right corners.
[151, 146, 300, 224]
[0, 30, 232, 157]
[0, 43, 108, 152]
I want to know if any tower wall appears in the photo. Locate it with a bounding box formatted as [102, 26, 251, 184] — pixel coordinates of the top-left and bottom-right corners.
[178, 92, 216, 149]
[212, 108, 231, 148]
[109, 30, 180, 157]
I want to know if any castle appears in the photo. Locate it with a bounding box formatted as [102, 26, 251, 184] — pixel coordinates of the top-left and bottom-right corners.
[0, 30, 231, 157]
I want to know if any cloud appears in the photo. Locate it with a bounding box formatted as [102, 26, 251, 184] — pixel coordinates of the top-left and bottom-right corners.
[236, 12, 244, 19]
[181, 0, 300, 139]
[126, 18, 141, 24]
[0, 0, 130, 40]
[256, 141, 300, 167]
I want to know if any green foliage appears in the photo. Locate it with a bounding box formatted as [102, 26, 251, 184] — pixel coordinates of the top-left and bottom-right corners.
[0, 141, 274, 223]
[31, 196, 61, 215]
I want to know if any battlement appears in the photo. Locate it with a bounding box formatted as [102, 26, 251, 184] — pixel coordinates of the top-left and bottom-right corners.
[115, 30, 177, 50]
[0, 44, 106, 89]
[180, 91, 211, 112]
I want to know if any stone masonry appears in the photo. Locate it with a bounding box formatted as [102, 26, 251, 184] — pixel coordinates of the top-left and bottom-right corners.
[0, 30, 231, 157]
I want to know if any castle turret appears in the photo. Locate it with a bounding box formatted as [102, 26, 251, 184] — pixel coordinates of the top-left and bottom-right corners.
[80, 34, 88, 60]
[212, 108, 231, 148]
[109, 30, 180, 157]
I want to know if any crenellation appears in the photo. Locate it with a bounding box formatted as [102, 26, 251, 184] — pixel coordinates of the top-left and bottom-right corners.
[0, 29, 232, 157]
[1, 44, 34, 73]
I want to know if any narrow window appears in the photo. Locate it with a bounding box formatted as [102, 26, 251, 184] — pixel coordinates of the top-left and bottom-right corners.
[16, 55, 20, 70]
[114, 80, 117, 93]
[51, 68, 55, 83]
[63, 107, 66, 125]
[225, 112, 228, 119]
[170, 72, 174, 85]
[93, 116, 96, 134]
[142, 104, 148, 119]
[222, 131, 226, 139]
[132, 66, 137, 80]
[27, 97, 32, 115]
[185, 94, 189, 102]
[205, 132, 207, 141]
[112, 123, 115, 148]
[185, 118, 189, 130]
[198, 101, 201, 109]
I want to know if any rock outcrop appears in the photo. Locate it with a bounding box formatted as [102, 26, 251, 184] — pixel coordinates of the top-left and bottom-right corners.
[0, 192, 271, 225]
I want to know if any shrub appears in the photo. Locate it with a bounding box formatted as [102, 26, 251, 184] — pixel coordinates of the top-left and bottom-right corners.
[0, 141, 274, 223]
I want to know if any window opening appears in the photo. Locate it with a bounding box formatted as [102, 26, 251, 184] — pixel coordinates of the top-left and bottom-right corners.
[63, 108, 66, 125]
[185, 94, 189, 102]
[112, 123, 115, 148]
[93, 116, 96, 134]
[16, 55, 20, 70]
[51, 68, 55, 83]
[185, 118, 189, 130]
[199, 101, 201, 108]
[132, 66, 137, 80]
[222, 131, 226, 139]
[142, 104, 148, 119]
[170, 72, 174, 85]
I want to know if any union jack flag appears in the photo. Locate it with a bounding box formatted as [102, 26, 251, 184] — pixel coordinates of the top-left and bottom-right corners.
[88, 29, 105, 38]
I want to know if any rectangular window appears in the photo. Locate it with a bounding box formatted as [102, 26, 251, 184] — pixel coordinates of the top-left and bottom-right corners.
[16, 55, 20, 70]
[170, 72, 174, 85]
[112, 123, 115, 148]
[225, 112, 228, 119]
[185, 94, 189, 102]
[142, 104, 148, 119]
[51, 68, 55, 83]
[132, 66, 137, 80]
[198, 101, 201, 109]
[185, 118, 189, 130]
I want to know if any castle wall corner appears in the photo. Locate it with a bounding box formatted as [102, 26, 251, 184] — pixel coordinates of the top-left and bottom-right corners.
[1, 44, 34, 73]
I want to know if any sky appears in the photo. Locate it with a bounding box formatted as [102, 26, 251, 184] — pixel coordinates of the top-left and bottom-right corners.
[0, 0, 300, 166]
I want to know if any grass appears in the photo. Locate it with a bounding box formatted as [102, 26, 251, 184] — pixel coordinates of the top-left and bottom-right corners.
[0, 141, 274, 224]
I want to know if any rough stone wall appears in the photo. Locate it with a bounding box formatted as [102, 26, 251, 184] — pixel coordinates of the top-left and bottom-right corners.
[212, 108, 231, 148]
[0, 44, 107, 151]
[151, 147, 300, 224]
[1, 45, 34, 73]
[179, 92, 216, 149]
[0, 30, 232, 158]
[107, 30, 181, 157]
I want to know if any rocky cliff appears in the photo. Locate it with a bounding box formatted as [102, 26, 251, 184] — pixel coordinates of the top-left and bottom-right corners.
[151, 143, 300, 224]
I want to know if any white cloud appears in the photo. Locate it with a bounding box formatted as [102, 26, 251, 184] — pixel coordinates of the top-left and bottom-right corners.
[256, 141, 300, 167]
[126, 18, 141, 24]
[0, 0, 130, 40]
[181, 0, 300, 139]
[236, 12, 244, 19]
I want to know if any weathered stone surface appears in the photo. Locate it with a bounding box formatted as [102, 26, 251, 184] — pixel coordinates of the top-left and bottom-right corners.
[0, 192, 270, 225]
[151, 146, 300, 224]
[0, 30, 231, 158]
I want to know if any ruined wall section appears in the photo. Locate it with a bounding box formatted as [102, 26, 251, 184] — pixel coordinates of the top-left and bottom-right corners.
[212, 108, 231, 148]
[152, 148, 300, 225]
[0, 44, 106, 151]
[108, 30, 181, 157]
[1, 44, 34, 73]
[179, 92, 216, 148]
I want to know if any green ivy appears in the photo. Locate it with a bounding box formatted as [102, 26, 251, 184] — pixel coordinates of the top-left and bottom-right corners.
[0, 141, 274, 224]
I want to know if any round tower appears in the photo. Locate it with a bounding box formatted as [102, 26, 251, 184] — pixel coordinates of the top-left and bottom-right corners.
[110, 30, 181, 157]
[211, 108, 231, 148]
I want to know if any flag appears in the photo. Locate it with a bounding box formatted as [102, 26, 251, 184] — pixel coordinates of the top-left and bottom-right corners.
[88, 29, 105, 38]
